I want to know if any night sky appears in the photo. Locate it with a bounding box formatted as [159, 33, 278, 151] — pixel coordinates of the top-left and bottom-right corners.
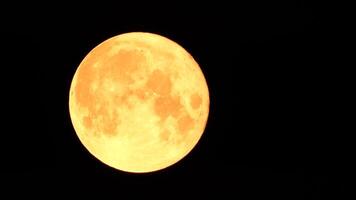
[1, 1, 348, 199]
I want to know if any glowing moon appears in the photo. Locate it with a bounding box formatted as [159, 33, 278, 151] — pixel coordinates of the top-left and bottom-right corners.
[69, 32, 209, 173]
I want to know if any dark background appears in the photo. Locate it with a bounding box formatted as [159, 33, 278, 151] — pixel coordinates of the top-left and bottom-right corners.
[1, 1, 348, 199]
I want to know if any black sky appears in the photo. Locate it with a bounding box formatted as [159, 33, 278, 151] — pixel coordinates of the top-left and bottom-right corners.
[1, 1, 348, 199]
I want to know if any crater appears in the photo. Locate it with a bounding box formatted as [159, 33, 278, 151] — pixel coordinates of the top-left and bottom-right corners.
[190, 93, 202, 110]
[134, 88, 148, 101]
[159, 129, 171, 142]
[177, 114, 194, 134]
[114, 89, 133, 107]
[75, 65, 95, 109]
[154, 95, 183, 121]
[101, 112, 120, 137]
[146, 69, 172, 96]
[103, 48, 145, 84]
[82, 115, 93, 129]
[123, 40, 175, 62]
[81, 98, 121, 137]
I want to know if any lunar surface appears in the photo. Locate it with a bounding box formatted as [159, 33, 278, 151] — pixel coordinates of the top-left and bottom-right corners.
[69, 32, 209, 173]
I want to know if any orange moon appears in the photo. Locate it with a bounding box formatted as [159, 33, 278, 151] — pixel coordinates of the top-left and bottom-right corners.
[69, 32, 209, 173]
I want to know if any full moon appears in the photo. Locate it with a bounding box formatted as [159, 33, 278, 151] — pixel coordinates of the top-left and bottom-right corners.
[69, 32, 209, 173]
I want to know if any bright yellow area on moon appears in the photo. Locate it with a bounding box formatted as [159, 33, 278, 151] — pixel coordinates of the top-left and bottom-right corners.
[69, 32, 209, 173]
